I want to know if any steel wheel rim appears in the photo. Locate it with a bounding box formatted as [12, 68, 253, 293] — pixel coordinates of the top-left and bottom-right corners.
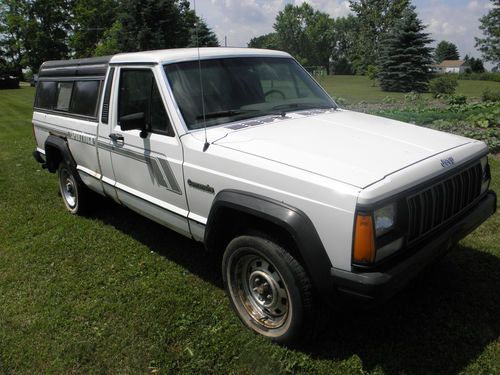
[60, 169, 77, 208]
[231, 253, 290, 329]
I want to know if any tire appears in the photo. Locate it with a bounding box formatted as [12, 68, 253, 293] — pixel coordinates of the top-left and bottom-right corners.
[57, 161, 91, 214]
[222, 235, 315, 345]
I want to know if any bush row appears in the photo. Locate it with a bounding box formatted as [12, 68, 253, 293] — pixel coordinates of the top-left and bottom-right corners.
[456, 72, 500, 82]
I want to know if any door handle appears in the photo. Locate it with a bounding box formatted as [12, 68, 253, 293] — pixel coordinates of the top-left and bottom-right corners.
[109, 133, 124, 142]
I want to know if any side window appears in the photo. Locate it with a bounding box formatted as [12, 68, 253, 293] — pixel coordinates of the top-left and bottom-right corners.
[119, 69, 173, 136]
[55, 82, 73, 111]
[70, 80, 100, 117]
[35, 81, 57, 109]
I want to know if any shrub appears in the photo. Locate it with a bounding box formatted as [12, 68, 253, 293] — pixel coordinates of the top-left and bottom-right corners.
[429, 75, 458, 97]
[382, 96, 396, 104]
[366, 65, 378, 86]
[404, 91, 421, 103]
[482, 88, 500, 102]
[447, 95, 467, 105]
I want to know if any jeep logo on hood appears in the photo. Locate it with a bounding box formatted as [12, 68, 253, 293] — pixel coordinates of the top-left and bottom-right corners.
[441, 156, 455, 168]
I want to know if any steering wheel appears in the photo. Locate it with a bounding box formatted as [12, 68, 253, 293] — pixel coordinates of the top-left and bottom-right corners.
[264, 89, 286, 100]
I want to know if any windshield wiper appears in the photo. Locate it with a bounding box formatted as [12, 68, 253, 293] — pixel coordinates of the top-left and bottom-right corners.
[196, 110, 250, 120]
[271, 103, 335, 112]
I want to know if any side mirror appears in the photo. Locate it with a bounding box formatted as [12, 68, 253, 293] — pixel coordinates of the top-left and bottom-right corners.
[119, 112, 148, 139]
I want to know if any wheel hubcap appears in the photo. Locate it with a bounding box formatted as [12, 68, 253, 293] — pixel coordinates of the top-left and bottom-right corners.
[60, 170, 76, 208]
[232, 254, 290, 329]
[249, 270, 278, 308]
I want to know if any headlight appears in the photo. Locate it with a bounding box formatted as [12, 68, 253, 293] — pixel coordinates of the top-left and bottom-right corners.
[374, 203, 396, 237]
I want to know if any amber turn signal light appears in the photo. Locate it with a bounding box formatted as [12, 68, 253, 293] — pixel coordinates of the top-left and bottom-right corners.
[353, 213, 375, 264]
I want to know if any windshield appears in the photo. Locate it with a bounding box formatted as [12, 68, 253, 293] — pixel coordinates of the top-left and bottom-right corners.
[164, 57, 336, 130]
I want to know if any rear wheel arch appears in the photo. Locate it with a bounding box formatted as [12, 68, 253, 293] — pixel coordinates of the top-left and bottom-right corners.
[44, 135, 76, 173]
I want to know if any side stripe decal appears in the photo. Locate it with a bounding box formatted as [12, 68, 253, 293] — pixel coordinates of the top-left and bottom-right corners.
[97, 141, 182, 195]
[35, 122, 182, 195]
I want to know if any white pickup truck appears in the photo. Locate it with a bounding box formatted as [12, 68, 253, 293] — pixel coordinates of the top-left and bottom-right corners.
[32, 48, 496, 344]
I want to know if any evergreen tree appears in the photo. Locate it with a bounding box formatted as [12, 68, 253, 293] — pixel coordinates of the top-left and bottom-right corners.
[377, 7, 432, 92]
[116, 0, 218, 52]
[117, 0, 192, 52]
[434, 40, 459, 63]
[188, 17, 219, 47]
[349, 0, 410, 73]
[475, 0, 499, 70]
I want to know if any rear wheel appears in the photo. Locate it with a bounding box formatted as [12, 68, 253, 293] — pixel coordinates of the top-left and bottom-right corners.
[222, 235, 315, 345]
[58, 161, 91, 214]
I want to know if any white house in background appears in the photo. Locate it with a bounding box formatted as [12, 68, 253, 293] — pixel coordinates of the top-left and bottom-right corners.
[432, 60, 470, 73]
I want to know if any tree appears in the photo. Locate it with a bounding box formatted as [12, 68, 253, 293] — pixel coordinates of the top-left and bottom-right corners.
[434, 40, 459, 63]
[475, 0, 499, 70]
[94, 20, 123, 56]
[330, 15, 358, 74]
[116, 0, 218, 52]
[24, 0, 72, 71]
[248, 33, 279, 49]
[464, 54, 485, 73]
[0, 0, 72, 73]
[0, 0, 29, 77]
[273, 3, 315, 64]
[349, 0, 411, 73]
[273, 3, 334, 72]
[377, 7, 433, 92]
[69, 0, 119, 58]
[117, 0, 191, 52]
[188, 17, 219, 47]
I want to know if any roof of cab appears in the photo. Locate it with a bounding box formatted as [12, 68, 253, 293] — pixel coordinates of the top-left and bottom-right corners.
[110, 47, 291, 64]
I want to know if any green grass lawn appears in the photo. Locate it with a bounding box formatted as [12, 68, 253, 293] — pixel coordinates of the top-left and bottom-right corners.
[1, 86, 499, 374]
[318, 75, 500, 104]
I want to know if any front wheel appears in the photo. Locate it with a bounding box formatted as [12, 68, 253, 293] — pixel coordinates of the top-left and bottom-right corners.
[222, 235, 315, 345]
[58, 161, 91, 214]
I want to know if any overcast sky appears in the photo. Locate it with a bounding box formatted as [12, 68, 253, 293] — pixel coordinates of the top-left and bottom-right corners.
[195, 0, 493, 62]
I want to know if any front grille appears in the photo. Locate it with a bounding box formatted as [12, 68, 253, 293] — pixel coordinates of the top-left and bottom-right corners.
[407, 162, 483, 243]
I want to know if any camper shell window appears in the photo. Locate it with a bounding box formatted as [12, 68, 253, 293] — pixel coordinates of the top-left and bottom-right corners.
[70, 81, 100, 117]
[34, 56, 110, 120]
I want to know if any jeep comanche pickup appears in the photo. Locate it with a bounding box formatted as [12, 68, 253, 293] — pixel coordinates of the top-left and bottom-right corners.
[32, 48, 496, 344]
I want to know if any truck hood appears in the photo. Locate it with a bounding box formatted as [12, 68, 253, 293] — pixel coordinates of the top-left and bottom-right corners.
[211, 110, 471, 188]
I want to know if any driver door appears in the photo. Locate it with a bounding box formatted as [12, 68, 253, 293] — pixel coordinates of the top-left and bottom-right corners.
[108, 65, 190, 236]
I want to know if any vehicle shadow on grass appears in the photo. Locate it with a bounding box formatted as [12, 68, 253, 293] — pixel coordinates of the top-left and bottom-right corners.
[89, 201, 498, 374]
[304, 245, 500, 374]
[88, 199, 224, 288]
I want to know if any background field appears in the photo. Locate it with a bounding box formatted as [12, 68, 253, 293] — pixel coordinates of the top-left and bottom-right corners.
[0, 86, 498, 374]
[318, 75, 500, 104]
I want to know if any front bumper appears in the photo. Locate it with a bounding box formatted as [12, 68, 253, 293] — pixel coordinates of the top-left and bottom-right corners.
[331, 190, 497, 303]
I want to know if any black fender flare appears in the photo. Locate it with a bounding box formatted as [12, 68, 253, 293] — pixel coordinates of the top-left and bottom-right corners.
[44, 135, 76, 173]
[205, 189, 335, 302]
